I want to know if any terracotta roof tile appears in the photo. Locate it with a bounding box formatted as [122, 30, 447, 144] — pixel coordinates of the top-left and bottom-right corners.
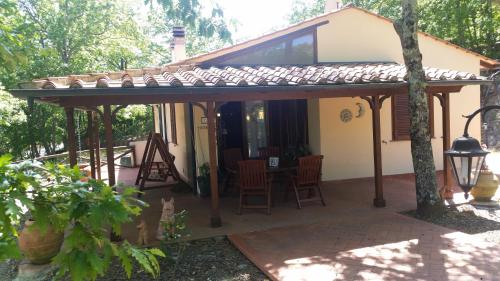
[96, 76, 110, 88]
[27, 63, 485, 90]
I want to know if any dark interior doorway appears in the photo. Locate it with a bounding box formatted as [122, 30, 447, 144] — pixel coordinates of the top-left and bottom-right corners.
[218, 100, 308, 163]
[218, 102, 244, 151]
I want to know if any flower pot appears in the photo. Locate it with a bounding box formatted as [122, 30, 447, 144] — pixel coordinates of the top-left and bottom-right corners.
[18, 220, 64, 265]
[197, 177, 211, 198]
[470, 170, 499, 202]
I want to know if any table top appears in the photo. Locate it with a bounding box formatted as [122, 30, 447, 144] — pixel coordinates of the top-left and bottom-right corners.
[266, 164, 297, 173]
[227, 163, 297, 174]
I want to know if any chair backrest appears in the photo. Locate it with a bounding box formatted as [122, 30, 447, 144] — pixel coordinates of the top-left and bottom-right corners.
[297, 155, 323, 185]
[238, 160, 267, 189]
[258, 146, 280, 159]
[223, 148, 243, 171]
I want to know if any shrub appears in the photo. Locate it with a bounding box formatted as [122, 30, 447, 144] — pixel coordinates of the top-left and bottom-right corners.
[0, 155, 165, 281]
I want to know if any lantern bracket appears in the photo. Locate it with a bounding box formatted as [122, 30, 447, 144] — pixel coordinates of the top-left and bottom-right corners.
[463, 105, 500, 137]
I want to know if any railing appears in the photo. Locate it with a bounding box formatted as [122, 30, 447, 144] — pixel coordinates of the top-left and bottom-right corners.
[33, 146, 135, 168]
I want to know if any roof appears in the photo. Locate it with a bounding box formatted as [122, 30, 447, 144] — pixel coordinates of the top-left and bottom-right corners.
[19, 63, 486, 91]
[169, 6, 498, 68]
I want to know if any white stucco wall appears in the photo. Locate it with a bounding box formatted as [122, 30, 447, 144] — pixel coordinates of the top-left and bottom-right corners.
[309, 8, 482, 181]
[164, 103, 192, 183]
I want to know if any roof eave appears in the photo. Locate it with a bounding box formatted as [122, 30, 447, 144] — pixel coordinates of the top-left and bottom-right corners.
[9, 80, 491, 100]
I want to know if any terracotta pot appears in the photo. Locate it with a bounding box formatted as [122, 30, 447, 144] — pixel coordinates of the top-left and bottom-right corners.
[470, 170, 499, 202]
[18, 220, 64, 265]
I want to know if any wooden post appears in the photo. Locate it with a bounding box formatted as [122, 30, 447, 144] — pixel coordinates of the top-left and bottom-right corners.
[93, 112, 101, 180]
[27, 97, 37, 159]
[103, 105, 115, 186]
[87, 111, 96, 179]
[207, 101, 222, 227]
[442, 92, 453, 199]
[65, 107, 78, 167]
[371, 96, 386, 207]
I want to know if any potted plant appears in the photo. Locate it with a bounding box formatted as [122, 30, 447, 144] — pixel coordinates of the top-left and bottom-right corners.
[197, 163, 211, 197]
[470, 163, 499, 202]
[0, 155, 166, 280]
[284, 144, 311, 163]
[0, 157, 66, 264]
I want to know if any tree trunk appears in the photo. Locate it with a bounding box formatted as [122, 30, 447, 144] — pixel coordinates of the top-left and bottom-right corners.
[394, 0, 443, 216]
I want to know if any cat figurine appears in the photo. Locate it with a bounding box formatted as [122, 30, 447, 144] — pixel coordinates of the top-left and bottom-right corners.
[136, 219, 148, 246]
[156, 198, 175, 240]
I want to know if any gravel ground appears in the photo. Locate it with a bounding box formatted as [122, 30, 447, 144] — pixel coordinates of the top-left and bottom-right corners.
[403, 202, 500, 244]
[0, 237, 269, 281]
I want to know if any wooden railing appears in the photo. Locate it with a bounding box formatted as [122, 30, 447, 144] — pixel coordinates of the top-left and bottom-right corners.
[33, 146, 135, 168]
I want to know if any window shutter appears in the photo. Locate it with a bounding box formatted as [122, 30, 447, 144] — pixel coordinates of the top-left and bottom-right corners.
[392, 94, 434, 141]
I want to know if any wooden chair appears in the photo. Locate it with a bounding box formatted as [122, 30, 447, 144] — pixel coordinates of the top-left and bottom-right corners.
[222, 148, 243, 193]
[285, 155, 326, 209]
[258, 146, 280, 160]
[238, 160, 272, 215]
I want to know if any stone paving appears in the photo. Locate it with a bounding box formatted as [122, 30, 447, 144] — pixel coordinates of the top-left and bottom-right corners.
[229, 211, 500, 281]
[104, 159, 500, 280]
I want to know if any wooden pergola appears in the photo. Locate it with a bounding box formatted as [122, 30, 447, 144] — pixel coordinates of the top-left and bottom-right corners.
[11, 66, 490, 227]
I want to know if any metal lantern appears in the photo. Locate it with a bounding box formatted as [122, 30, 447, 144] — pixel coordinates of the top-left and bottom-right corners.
[445, 105, 499, 198]
[445, 136, 489, 197]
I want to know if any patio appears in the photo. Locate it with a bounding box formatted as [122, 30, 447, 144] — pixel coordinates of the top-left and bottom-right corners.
[107, 166, 454, 242]
[100, 157, 500, 281]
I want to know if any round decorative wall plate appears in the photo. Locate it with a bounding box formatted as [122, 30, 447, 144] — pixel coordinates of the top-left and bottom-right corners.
[340, 109, 353, 123]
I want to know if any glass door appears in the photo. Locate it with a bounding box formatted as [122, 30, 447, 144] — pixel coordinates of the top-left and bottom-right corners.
[245, 101, 267, 158]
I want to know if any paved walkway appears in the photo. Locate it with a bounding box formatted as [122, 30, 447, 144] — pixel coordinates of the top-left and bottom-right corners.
[229, 211, 499, 281]
[103, 163, 500, 280]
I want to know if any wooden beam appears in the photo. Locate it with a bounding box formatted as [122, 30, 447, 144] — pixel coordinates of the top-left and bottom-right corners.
[65, 107, 78, 167]
[362, 96, 386, 207]
[87, 111, 96, 179]
[207, 101, 221, 227]
[36, 84, 407, 107]
[103, 105, 115, 186]
[442, 92, 453, 199]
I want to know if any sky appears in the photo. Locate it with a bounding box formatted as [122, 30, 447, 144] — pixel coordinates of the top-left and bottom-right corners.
[212, 0, 316, 42]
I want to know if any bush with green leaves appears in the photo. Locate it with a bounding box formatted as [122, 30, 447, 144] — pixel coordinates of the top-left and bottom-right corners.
[0, 154, 165, 281]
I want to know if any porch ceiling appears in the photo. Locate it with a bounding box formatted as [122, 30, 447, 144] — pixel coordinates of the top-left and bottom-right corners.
[11, 62, 491, 107]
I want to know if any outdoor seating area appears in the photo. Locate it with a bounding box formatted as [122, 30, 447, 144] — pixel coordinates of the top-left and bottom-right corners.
[110, 165, 437, 243]
[220, 145, 326, 214]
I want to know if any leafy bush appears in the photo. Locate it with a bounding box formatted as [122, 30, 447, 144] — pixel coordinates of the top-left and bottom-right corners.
[0, 155, 165, 281]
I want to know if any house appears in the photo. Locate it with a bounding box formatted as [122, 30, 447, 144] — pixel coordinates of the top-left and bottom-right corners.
[11, 4, 497, 227]
[152, 6, 495, 193]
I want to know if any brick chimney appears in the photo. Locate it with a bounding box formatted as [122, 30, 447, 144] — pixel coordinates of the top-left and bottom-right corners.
[324, 0, 343, 12]
[170, 26, 186, 63]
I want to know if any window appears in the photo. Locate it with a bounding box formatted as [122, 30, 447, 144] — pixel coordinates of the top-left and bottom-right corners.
[290, 34, 315, 64]
[392, 94, 434, 141]
[210, 30, 315, 65]
[169, 103, 177, 145]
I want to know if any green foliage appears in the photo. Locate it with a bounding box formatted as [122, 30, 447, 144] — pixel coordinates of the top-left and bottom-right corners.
[0, 157, 166, 281]
[146, 0, 233, 58]
[419, 0, 499, 58]
[0, 0, 233, 161]
[0, 87, 66, 159]
[287, 0, 327, 24]
[0, 0, 28, 70]
[161, 210, 189, 242]
[287, 0, 499, 58]
[113, 105, 154, 143]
